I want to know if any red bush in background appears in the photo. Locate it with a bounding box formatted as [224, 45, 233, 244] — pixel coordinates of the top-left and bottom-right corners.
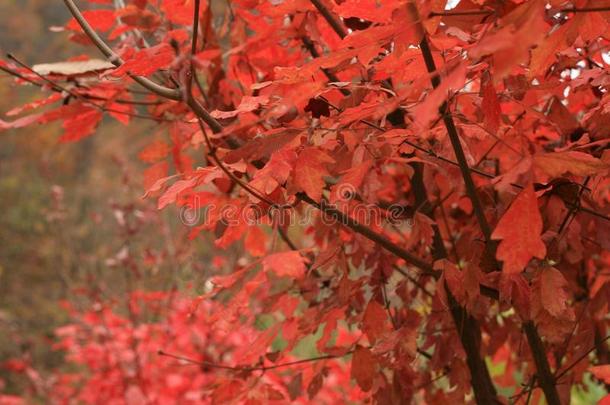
[43, 291, 363, 404]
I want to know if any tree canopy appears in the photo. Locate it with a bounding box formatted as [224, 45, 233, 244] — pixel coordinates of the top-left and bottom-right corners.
[1, 0, 610, 404]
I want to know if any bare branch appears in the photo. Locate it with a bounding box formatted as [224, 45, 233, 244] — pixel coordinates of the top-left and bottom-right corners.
[309, 0, 348, 39]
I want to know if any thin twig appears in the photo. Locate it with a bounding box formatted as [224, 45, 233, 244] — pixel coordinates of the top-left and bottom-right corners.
[6, 53, 171, 122]
[429, 7, 610, 17]
[555, 335, 610, 381]
[62, 0, 181, 100]
[158, 349, 350, 372]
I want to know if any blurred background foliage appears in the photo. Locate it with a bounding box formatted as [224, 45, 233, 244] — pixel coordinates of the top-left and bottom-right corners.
[0, 1, 224, 394]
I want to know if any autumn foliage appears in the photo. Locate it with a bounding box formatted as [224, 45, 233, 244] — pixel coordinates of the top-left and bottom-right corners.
[1, 0, 610, 404]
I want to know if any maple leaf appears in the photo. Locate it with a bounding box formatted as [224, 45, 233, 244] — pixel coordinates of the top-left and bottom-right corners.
[334, 0, 397, 23]
[245, 226, 267, 257]
[468, 3, 547, 80]
[211, 96, 269, 119]
[538, 267, 570, 318]
[59, 108, 103, 142]
[138, 140, 171, 163]
[534, 151, 609, 177]
[362, 300, 387, 345]
[481, 71, 501, 134]
[262, 251, 306, 277]
[330, 161, 372, 202]
[223, 131, 300, 164]
[292, 147, 334, 201]
[157, 178, 198, 210]
[143, 161, 169, 192]
[111, 43, 174, 77]
[491, 185, 546, 274]
[590, 365, 610, 384]
[160, 0, 195, 25]
[351, 345, 377, 392]
[66, 10, 116, 32]
[412, 61, 468, 129]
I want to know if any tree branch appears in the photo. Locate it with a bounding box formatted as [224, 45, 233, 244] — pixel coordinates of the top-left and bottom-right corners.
[309, 0, 348, 39]
[299, 193, 435, 272]
[158, 349, 350, 372]
[411, 162, 500, 405]
[418, 38, 492, 242]
[429, 6, 610, 17]
[523, 321, 561, 405]
[310, 5, 502, 402]
[417, 16, 561, 405]
[5, 54, 172, 122]
[62, 0, 181, 100]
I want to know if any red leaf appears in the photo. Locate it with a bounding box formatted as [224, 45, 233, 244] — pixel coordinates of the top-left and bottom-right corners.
[112, 43, 174, 77]
[412, 62, 467, 129]
[481, 71, 501, 134]
[330, 161, 372, 202]
[236, 323, 281, 364]
[539, 267, 569, 318]
[157, 178, 198, 209]
[491, 184, 546, 274]
[362, 300, 387, 345]
[590, 365, 610, 384]
[534, 151, 609, 177]
[351, 345, 377, 392]
[139, 140, 171, 163]
[59, 108, 103, 142]
[223, 131, 299, 164]
[160, 0, 195, 25]
[67, 10, 116, 32]
[245, 226, 267, 257]
[143, 161, 169, 192]
[262, 251, 306, 277]
[211, 96, 269, 119]
[334, 0, 397, 23]
[292, 148, 334, 201]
